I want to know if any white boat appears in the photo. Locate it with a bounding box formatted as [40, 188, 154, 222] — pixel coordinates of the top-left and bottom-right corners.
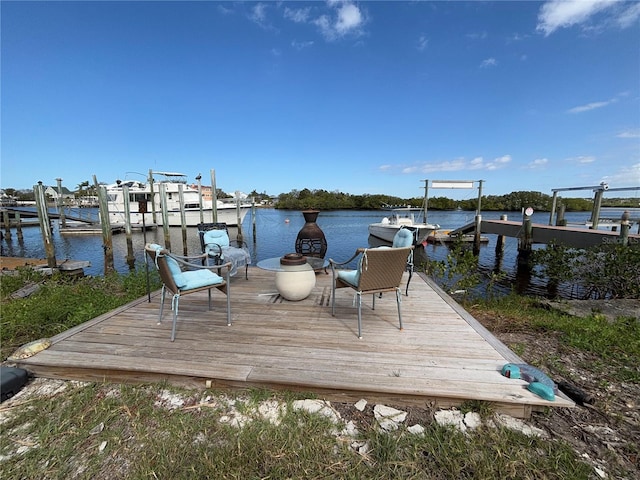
[368, 207, 439, 244]
[105, 171, 250, 227]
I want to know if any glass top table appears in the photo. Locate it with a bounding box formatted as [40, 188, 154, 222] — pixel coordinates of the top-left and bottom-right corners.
[257, 256, 329, 272]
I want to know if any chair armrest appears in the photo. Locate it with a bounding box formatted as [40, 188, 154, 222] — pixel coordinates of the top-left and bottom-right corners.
[328, 248, 366, 268]
[204, 242, 224, 256]
[168, 252, 232, 276]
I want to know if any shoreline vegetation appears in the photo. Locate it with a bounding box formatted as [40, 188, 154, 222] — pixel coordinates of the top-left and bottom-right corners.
[4, 184, 639, 212]
[1, 250, 638, 478]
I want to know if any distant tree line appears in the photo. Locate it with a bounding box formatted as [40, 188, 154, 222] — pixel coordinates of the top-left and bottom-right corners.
[275, 188, 637, 212]
[3, 186, 637, 212]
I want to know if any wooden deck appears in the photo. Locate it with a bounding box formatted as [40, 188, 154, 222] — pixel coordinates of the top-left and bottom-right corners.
[13, 269, 573, 418]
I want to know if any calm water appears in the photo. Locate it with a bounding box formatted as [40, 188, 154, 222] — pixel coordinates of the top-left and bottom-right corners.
[2, 207, 638, 298]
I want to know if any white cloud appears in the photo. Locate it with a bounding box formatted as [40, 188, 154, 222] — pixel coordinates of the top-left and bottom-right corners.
[568, 155, 597, 165]
[250, 3, 268, 25]
[480, 57, 497, 68]
[417, 35, 429, 51]
[525, 158, 549, 169]
[292, 40, 314, 51]
[393, 155, 512, 175]
[601, 163, 640, 185]
[313, 1, 365, 41]
[616, 2, 640, 28]
[537, 0, 639, 36]
[284, 7, 312, 23]
[617, 129, 640, 139]
[567, 98, 616, 114]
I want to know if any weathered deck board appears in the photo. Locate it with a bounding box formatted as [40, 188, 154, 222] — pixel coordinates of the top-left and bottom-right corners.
[14, 268, 573, 417]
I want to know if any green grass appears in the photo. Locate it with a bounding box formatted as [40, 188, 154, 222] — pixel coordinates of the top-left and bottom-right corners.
[467, 294, 640, 383]
[0, 382, 594, 480]
[0, 268, 161, 359]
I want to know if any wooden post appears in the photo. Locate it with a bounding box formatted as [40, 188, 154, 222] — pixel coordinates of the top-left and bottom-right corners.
[95, 180, 115, 274]
[149, 169, 158, 225]
[252, 197, 257, 243]
[556, 204, 566, 226]
[34, 182, 57, 268]
[123, 184, 135, 270]
[495, 214, 507, 255]
[422, 179, 429, 225]
[236, 191, 243, 244]
[159, 183, 171, 250]
[473, 180, 484, 253]
[590, 189, 604, 230]
[196, 173, 204, 225]
[56, 177, 66, 228]
[2, 210, 11, 240]
[210, 169, 218, 223]
[473, 214, 482, 254]
[16, 212, 23, 240]
[518, 210, 533, 267]
[620, 211, 630, 247]
[549, 191, 558, 225]
[178, 184, 188, 255]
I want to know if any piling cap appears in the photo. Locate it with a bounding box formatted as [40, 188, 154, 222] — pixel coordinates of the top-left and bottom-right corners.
[621, 210, 630, 222]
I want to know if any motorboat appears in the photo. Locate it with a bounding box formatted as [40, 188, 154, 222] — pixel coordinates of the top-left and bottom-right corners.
[105, 171, 250, 227]
[368, 207, 439, 244]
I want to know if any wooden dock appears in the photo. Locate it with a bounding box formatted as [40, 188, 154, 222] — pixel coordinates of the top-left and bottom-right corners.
[11, 269, 573, 418]
[453, 219, 640, 248]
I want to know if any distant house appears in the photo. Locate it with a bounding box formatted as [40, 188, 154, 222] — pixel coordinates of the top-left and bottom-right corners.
[44, 185, 75, 202]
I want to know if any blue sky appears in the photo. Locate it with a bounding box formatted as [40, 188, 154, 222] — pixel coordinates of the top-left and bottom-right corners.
[2, 1, 639, 200]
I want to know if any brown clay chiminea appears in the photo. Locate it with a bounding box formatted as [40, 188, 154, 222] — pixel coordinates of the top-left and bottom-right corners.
[295, 209, 327, 259]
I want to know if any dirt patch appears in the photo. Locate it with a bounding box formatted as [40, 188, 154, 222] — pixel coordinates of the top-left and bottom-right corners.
[471, 307, 640, 479]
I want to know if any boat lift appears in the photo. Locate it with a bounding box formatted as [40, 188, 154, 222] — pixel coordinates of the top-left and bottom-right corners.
[424, 179, 485, 250]
[549, 183, 640, 229]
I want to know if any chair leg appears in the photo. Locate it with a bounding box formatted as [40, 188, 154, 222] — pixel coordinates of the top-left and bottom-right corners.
[245, 265, 249, 280]
[207, 289, 212, 310]
[357, 293, 363, 339]
[331, 282, 336, 316]
[396, 287, 404, 331]
[158, 285, 167, 325]
[406, 267, 413, 296]
[170, 294, 180, 342]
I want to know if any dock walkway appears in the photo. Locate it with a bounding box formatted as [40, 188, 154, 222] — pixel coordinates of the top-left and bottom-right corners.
[12, 268, 573, 418]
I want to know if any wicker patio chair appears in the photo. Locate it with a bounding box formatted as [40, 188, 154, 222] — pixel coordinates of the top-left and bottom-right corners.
[329, 245, 413, 339]
[145, 243, 232, 341]
[197, 222, 251, 279]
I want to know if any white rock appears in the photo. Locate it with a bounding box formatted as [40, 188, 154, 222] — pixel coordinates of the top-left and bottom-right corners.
[374, 404, 407, 431]
[434, 409, 467, 432]
[407, 424, 425, 435]
[594, 466, 607, 478]
[340, 420, 359, 437]
[292, 399, 341, 424]
[354, 399, 367, 411]
[464, 412, 482, 430]
[494, 413, 547, 438]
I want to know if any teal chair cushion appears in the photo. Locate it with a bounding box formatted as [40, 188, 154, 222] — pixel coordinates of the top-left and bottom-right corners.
[392, 228, 414, 248]
[203, 229, 230, 248]
[181, 269, 223, 290]
[337, 269, 360, 286]
[166, 256, 187, 288]
[149, 244, 187, 288]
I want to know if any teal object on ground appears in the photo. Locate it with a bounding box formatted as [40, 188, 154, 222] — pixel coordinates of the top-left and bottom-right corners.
[527, 382, 555, 401]
[501, 363, 557, 401]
